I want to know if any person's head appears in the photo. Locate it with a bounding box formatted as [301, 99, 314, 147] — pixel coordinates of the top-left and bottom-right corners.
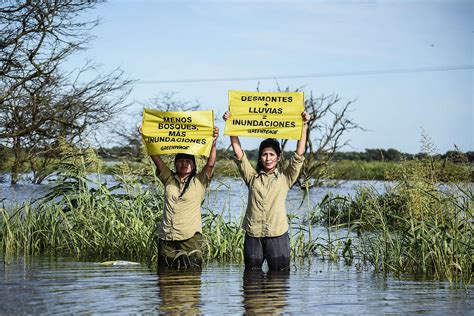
[256, 138, 281, 173]
[174, 153, 196, 178]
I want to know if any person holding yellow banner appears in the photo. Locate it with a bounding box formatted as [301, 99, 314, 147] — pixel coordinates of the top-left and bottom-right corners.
[223, 110, 310, 271]
[145, 126, 219, 270]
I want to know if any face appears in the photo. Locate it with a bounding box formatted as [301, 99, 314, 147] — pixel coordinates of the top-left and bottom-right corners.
[259, 147, 280, 172]
[175, 158, 195, 177]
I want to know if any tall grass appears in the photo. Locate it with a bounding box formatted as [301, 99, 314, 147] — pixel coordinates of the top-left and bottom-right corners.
[0, 142, 163, 264]
[353, 162, 473, 283]
[1, 140, 471, 284]
[202, 209, 244, 262]
[315, 142, 473, 284]
[1, 188, 161, 262]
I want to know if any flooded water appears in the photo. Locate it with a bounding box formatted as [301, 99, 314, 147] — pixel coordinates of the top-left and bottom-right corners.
[1, 172, 386, 218]
[1, 175, 472, 314]
[1, 257, 472, 314]
[206, 177, 387, 219]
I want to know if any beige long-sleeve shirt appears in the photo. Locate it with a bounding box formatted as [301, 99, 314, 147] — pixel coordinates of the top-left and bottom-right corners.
[235, 151, 304, 237]
[157, 165, 210, 241]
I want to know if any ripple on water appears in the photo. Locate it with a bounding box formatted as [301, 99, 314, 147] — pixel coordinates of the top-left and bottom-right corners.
[1, 255, 473, 314]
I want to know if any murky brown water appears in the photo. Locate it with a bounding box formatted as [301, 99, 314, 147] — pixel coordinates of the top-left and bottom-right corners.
[1, 257, 472, 314]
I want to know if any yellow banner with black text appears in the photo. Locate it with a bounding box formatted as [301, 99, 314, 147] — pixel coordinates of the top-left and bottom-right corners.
[141, 109, 214, 157]
[224, 90, 304, 140]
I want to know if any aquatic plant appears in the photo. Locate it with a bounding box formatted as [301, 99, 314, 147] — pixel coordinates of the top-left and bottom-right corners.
[314, 141, 473, 284]
[1, 138, 471, 285]
[202, 209, 244, 262]
[355, 166, 472, 283]
[0, 144, 163, 264]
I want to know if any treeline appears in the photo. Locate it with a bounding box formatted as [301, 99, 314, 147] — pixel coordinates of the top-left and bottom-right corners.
[3, 145, 472, 164]
[97, 146, 474, 163]
[331, 148, 474, 163]
[222, 148, 474, 163]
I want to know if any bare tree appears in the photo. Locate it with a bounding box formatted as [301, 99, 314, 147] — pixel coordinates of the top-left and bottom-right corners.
[144, 91, 201, 112]
[298, 93, 361, 188]
[0, 1, 132, 184]
[273, 86, 361, 189]
[100, 92, 201, 160]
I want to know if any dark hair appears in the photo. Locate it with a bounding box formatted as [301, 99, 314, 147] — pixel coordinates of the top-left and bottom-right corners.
[174, 153, 196, 166]
[256, 138, 281, 172]
[174, 153, 197, 198]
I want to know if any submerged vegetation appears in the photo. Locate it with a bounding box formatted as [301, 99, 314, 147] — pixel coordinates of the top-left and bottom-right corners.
[1, 141, 472, 285]
[314, 142, 473, 284]
[1, 143, 163, 264]
[1, 0, 470, 287]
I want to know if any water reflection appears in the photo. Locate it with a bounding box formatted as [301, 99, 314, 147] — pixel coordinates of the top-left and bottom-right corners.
[242, 270, 290, 315]
[0, 258, 472, 314]
[157, 269, 202, 314]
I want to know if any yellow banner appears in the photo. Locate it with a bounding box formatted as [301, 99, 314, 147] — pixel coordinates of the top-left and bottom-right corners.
[224, 90, 304, 140]
[141, 109, 214, 157]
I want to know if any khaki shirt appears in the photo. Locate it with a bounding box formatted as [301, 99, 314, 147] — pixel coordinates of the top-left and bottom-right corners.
[235, 152, 304, 237]
[157, 165, 210, 241]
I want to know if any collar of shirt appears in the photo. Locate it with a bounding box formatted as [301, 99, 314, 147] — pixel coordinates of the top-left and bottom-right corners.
[257, 168, 280, 178]
[173, 173, 190, 184]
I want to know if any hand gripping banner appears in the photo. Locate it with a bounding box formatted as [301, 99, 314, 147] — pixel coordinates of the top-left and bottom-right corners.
[224, 90, 304, 140]
[142, 109, 214, 157]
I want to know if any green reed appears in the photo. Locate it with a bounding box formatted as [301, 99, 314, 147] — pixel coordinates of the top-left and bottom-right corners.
[289, 193, 356, 264]
[352, 184, 472, 284]
[1, 142, 163, 263]
[315, 146, 473, 284]
[1, 140, 471, 284]
[201, 209, 244, 262]
[1, 179, 163, 263]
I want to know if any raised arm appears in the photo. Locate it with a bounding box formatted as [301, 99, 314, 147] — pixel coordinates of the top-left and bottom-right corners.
[223, 111, 244, 160]
[150, 154, 166, 176]
[139, 126, 166, 175]
[203, 126, 219, 179]
[296, 111, 311, 156]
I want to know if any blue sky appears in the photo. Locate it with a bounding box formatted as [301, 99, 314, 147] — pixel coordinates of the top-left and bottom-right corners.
[70, 0, 473, 153]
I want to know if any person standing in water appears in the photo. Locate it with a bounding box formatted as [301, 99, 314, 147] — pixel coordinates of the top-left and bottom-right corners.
[223, 111, 310, 271]
[147, 126, 219, 269]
